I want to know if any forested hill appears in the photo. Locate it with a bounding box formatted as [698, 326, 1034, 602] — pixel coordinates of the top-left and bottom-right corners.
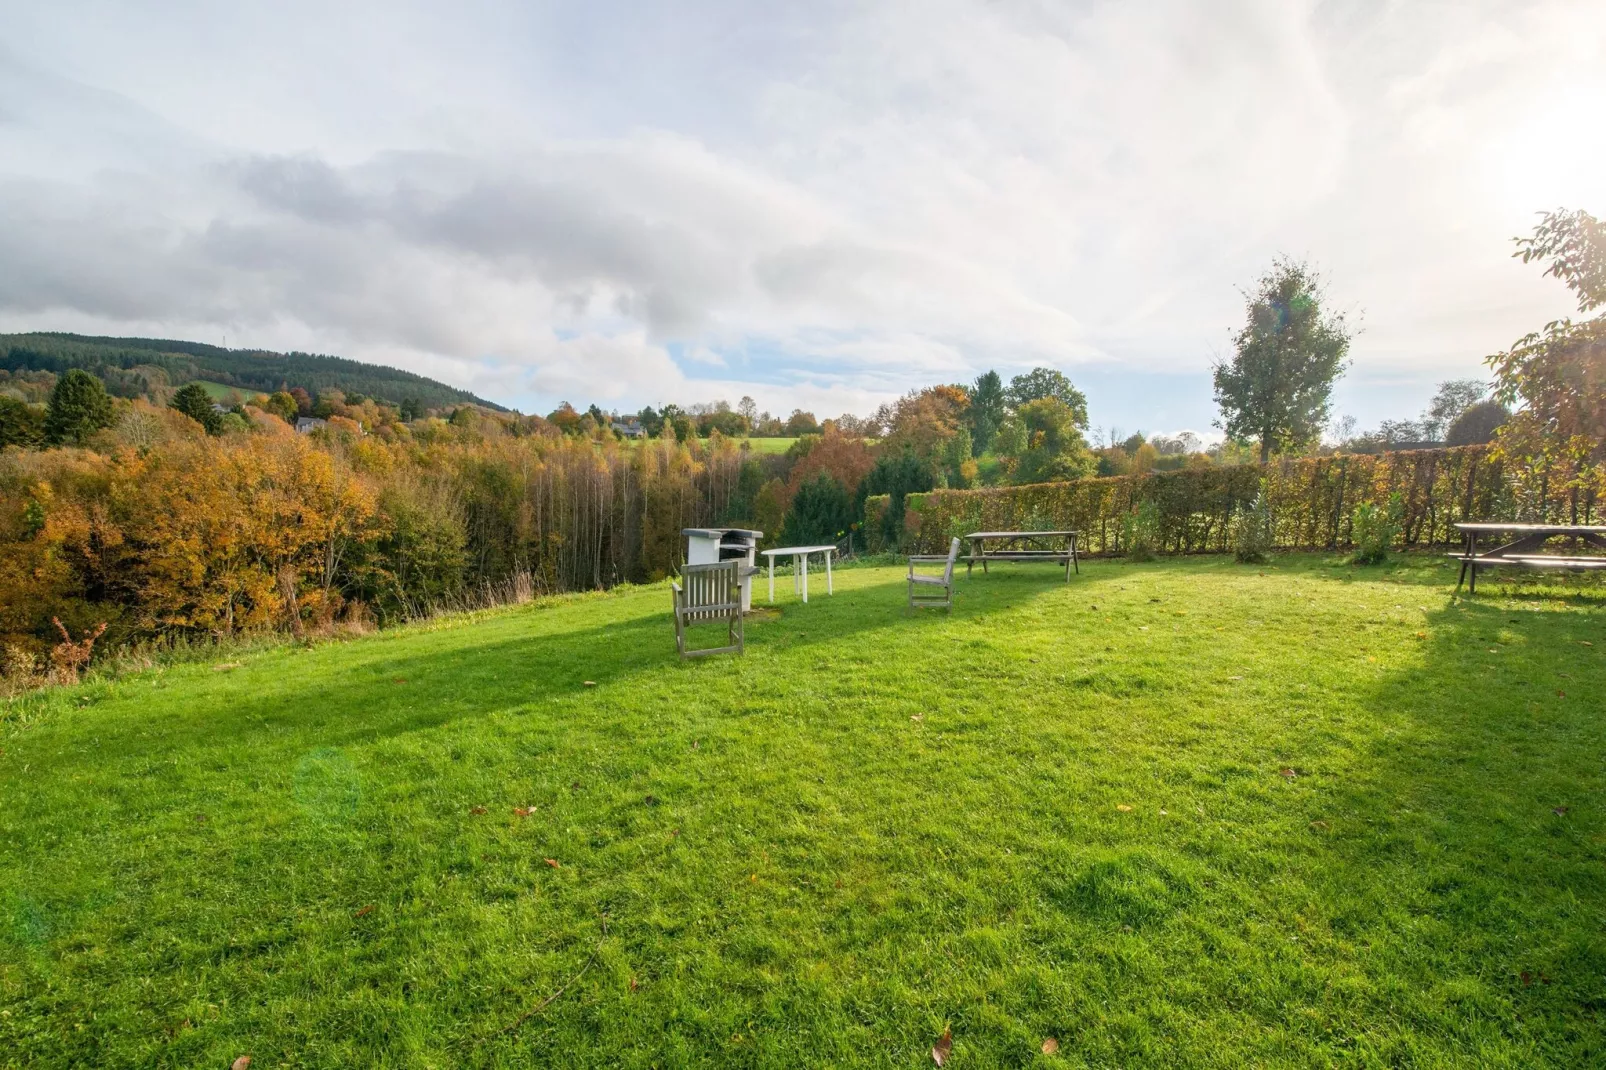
[0, 332, 508, 411]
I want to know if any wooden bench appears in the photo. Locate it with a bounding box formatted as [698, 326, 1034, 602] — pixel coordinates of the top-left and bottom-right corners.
[1451, 523, 1606, 594]
[964, 531, 1080, 582]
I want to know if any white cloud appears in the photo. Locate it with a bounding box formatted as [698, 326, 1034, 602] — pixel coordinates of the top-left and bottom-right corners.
[1, 0, 1602, 428]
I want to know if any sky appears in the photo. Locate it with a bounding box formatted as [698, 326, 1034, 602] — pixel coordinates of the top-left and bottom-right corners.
[2, 0, 1603, 438]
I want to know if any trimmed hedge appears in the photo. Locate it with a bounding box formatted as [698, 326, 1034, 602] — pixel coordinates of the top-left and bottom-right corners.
[864, 446, 1597, 555]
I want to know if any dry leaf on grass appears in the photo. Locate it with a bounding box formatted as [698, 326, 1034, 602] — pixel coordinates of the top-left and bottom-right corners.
[1557, 690, 1567, 698]
[544, 858, 561, 868]
[354, 904, 374, 918]
[232, 1058, 252, 1070]
[1042, 1036, 1060, 1054]
[1554, 806, 1569, 816]
[583, 681, 596, 687]
[470, 806, 487, 815]
[1116, 804, 1133, 812]
[932, 1028, 953, 1066]
[628, 976, 639, 992]
[513, 807, 536, 817]
[1310, 820, 1329, 830]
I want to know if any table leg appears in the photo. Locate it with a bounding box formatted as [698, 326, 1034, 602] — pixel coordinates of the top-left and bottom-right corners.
[801, 554, 809, 603]
[768, 558, 775, 603]
[826, 550, 833, 595]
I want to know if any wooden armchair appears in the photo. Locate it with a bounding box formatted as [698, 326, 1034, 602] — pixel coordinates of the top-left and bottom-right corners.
[671, 560, 745, 658]
[907, 537, 961, 611]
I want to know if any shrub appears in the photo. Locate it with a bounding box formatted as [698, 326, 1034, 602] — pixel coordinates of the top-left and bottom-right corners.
[1349, 493, 1402, 565]
[1231, 486, 1272, 563]
[1122, 500, 1161, 562]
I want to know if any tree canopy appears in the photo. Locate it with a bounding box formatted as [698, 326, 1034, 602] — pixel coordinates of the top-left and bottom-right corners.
[1213, 258, 1353, 464]
[43, 369, 115, 446]
[1006, 367, 1088, 428]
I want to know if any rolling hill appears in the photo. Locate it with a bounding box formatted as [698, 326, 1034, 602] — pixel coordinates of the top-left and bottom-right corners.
[0, 332, 508, 412]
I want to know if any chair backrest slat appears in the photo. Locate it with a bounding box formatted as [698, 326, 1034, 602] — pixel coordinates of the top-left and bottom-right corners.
[942, 537, 960, 583]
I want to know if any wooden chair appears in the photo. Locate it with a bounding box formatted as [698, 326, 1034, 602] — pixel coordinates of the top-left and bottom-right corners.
[907, 537, 961, 611]
[671, 561, 745, 658]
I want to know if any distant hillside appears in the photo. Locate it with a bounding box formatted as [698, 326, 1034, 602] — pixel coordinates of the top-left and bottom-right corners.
[0, 333, 508, 412]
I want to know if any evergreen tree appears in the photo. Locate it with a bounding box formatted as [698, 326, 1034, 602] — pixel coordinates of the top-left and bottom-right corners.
[43, 369, 115, 445]
[0, 396, 45, 448]
[170, 382, 221, 434]
[968, 370, 1007, 455]
[781, 473, 853, 546]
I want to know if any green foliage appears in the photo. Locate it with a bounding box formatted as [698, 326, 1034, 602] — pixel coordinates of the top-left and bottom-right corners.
[0, 397, 44, 449]
[1121, 500, 1161, 561]
[967, 370, 1007, 455]
[1445, 399, 1509, 447]
[1013, 397, 1096, 485]
[264, 391, 299, 423]
[780, 473, 853, 546]
[1349, 493, 1402, 565]
[1, 332, 502, 411]
[857, 450, 935, 550]
[1006, 366, 1089, 427]
[1421, 378, 1488, 442]
[1513, 207, 1605, 313]
[1230, 484, 1272, 563]
[5, 558, 1603, 1065]
[1213, 257, 1353, 464]
[169, 382, 221, 434]
[43, 369, 114, 446]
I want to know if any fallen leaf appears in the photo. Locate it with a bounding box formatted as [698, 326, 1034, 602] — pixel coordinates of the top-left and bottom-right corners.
[1581, 641, 1594, 647]
[1279, 768, 1297, 779]
[911, 713, 924, 722]
[1116, 804, 1133, 812]
[513, 806, 535, 817]
[1228, 675, 1243, 681]
[470, 806, 487, 815]
[544, 858, 561, 867]
[392, 677, 406, 684]
[1489, 648, 1499, 654]
[354, 904, 374, 918]
[1554, 806, 1569, 816]
[1558, 690, 1567, 698]
[1415, 631, 1427, 639]
[195, 814, 208, 823]
[583, 680, 597, 687]
[932, 1028, 953, 1066]
[1042, 1036, 1060, 1055]
[644, 794, 659, 805]
[1521, 970, 1534, 986]
[1310, 820, 1329, 830]
[1159, 808, 1168, 816]
[670, 828, 682, 837]
[629, 976, 639, 992]
[570, 781, 582, 790]
[232, 1058, 252, 1070]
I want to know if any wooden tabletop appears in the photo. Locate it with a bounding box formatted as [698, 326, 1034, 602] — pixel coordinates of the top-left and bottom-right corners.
[1454, 523, 1606, 534]
[966, 530, 1078, 539]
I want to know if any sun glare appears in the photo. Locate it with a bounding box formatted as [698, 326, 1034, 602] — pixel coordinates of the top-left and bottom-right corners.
[1492, 83, 1606, 219]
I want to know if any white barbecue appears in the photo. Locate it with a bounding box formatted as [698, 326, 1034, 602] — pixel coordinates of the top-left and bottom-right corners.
[682, 527, 763, 612]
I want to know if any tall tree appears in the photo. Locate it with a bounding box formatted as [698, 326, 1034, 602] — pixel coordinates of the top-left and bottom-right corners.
[44, 369, 115, 446]
[171, 382, 222, 434]
[967, 370, 1007, 455]
[1213, 258, 1353, 464]
[1006, 367, 1088, 428]
[1420, 378, 1487, 442]
[0, 396, 45, 449]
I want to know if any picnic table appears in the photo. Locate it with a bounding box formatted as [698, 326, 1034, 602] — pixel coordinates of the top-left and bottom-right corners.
[1452, 522, 1606, 593]
[964, 530, 1080, 582]
[760, 545, 836, 603]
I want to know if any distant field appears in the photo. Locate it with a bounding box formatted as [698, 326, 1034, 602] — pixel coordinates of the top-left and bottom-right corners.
[741, 436, 799, 454]
[189, 380, 250, 402]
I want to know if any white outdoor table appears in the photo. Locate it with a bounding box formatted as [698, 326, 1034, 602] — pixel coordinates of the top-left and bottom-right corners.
[760, 545, 837, 603]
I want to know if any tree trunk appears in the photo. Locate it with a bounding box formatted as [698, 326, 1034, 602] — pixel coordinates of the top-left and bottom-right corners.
[1259, 437, 1271, 466]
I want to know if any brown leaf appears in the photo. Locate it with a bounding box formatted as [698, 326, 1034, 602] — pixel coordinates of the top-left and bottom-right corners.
[354, 904, 374, 918]
[932, 1028, 952, 1066]
[1557, 690, 1566, 698]
[1116, 804, 1133, 812]
[513, 806, 535, 817]
[628, 976, 639, 992]
[544, 858, 561, 867]
[392, 677, 406, 684]
[1521, 970, 1534, 986]
[583, 680, 597, 687]
[470, 806, 487, 815]
[1041, 1036, 1060, 1054]
[232, 1058, 252, 1070]
[1310, 820, 1329, 830]
[1554, 806, 1569, 816]
[1279, 768, 1297, 779]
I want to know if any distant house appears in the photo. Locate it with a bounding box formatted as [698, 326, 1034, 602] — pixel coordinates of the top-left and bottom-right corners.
[210, 402, 231, 416]
[295, 417, 328, 434]
[611, 420, 647, 439]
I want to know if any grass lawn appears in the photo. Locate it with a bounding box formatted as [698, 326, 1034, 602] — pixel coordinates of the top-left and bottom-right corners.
[3, 555, 1605, 1067]
[188, 380, 250, 403]
[740, 437, 800, 454]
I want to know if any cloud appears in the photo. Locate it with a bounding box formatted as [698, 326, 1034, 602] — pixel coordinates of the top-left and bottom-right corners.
[1, 1, 1603, 428]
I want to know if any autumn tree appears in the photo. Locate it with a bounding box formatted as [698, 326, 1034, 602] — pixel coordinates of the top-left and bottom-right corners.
[0, 397, 44, 449]
[1487, 208, 1606, 509]
[44, 369, 116, 446]
[1213, 258, 1353, 464]
[1012, 397, 1096, 484]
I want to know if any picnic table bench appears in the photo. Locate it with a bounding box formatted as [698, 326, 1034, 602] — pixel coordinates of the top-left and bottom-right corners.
[963, 530, 1080, 582]
[1451, 522, 1606, 593]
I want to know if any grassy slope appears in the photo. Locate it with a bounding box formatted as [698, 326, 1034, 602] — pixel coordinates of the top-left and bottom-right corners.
[740, 437, 799, 454]
[191, 380, 249, 402]
[2, 557, 1604, 1068]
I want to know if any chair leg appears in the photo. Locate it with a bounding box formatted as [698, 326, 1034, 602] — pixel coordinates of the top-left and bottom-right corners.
[1456, 560, 1467, 591]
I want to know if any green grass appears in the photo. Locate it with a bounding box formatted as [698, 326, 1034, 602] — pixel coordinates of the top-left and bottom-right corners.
[3, 556, 1605, 1067]
[188, 379, 250, 402]
[740, 436, 800, 454]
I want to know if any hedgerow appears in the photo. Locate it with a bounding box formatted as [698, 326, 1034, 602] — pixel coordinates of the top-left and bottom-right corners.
[864, 446, 1594, 555]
